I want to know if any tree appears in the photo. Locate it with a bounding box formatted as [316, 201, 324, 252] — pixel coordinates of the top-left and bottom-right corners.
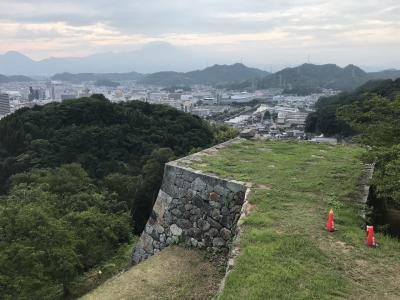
[338, 96, 400, 147]
[0, 164, 132, 298]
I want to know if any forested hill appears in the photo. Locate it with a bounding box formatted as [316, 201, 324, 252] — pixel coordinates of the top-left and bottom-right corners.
[0, 74, 33, 83]
[51, 71, 144, 83]
[0, 95, 237, 298]
[305, 78, 400, 136]
[0, 95, 218, 210]
[257, 63, 400, 92]
[139, 63, 269, 86]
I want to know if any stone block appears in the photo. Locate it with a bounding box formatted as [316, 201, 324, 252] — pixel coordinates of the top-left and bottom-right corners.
[170, 224, 183, 236]
[227, 181, 245, 193]
[191, 177, 206, 192]
[209, 192, 221, 202]
[177, 219, 192, 229]
[212, 237, 225, 247]
[220, 228, 232, 240]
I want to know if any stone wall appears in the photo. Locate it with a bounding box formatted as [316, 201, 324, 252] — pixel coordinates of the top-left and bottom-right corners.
[131, 158, 247, 265]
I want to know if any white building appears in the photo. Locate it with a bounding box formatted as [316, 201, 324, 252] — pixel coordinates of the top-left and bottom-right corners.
[0, 93, 11, 116]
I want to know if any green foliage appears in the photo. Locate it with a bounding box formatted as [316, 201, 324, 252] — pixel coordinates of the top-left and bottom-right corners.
[0, 96, 215, 232]
[338, 96, 400, 147]
[0, 95, 226, 298]
[335, 95, 400, 208]
[315, 79, 400, 212]
[208, 123, 239, 144]
[305, 78, 400, 136]
[94, 79, 119, 87]
[0, 164, 132, 299]
[372, 145, 400, 207]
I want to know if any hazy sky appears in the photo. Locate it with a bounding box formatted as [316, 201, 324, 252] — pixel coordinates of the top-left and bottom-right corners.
[1, 0, 399, 70]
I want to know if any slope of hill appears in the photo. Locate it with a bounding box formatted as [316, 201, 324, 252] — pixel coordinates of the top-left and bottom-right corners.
[186, 63, 268, 85]
[255, 63, 400, 92]
[305, 78, 400, 136]
[369, 69, 400, 80]
[258, 63, 371, 91]
[140, 63, 269, 86]
[140, 71, 193, 86]
[0, 73, 33, 83]
[51, 71, 144, 83]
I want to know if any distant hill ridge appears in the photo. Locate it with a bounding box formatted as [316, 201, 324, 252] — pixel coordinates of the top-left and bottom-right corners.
[0, 74, 33, 83]
[52, 71, 144, 83]
[257, 63, 400, 91]
[139, 63, 270, 86]
[47, 63, 400, 90]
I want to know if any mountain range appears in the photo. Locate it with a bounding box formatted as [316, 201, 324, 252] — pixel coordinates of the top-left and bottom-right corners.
[139, 63, 269, 86]
[1, 45, 400, 91]
[52, 71, 144, 83]
[0, 42, 205, 75]
[0, 74, 33, 83]
[256, 63, 400, 91]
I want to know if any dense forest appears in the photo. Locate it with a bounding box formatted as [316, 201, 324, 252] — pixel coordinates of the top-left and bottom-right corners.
[305, 78, 400, 235]
[0, 95, 237, 299]
[305, 78, 400, 136]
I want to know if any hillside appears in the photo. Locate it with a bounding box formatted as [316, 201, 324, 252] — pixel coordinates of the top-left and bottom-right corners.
[305, 78, 400, 136]
[256, 63, 400, 92]
[51, 71, 144, 83]
[0, 73, 33, 83]
[258, 63, 368, 91]
[0, 95, 236, 299]
[139, 63, 269, 86]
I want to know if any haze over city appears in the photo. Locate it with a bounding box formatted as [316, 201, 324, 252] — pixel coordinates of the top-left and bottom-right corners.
[1, 0, 400, 72]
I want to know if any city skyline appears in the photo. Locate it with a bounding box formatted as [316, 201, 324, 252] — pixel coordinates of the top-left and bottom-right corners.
[0, 0, 399, 71]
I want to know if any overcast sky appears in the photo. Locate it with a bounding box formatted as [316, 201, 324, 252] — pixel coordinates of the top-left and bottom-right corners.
[1, 0, 399, 70]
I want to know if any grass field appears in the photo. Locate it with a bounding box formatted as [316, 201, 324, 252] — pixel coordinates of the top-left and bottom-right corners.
[80, 246, 225, 300]
[193, 139, 400, 300]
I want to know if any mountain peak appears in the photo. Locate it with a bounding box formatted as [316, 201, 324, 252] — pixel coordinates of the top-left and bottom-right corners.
[3, 51, 33, 60]
[140, 41, 177, 51]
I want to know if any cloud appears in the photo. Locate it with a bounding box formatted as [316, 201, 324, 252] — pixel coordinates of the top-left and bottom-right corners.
[0, 0, 399, 68]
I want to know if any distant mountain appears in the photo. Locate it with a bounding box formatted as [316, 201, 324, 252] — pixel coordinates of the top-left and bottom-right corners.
[0, 42, 204, 75]
[51, 71, 144, 83]
[140, 71, 193, 86]
[187, 63, 268, 85]
[258, 63, 367, 91]
[140, 63, 270, 86]
[369, 69, 400, 80]
[0, 51, 36, 76]
[0, 73, 33, 83]
[258, 63, 400, 91]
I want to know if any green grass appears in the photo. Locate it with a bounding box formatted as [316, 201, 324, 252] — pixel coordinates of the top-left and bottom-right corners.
[193, 139, 400, 300]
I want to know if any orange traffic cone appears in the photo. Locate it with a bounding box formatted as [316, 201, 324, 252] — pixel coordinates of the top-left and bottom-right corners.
[366, 225, 378, 247]
[326, 209, 335, 232]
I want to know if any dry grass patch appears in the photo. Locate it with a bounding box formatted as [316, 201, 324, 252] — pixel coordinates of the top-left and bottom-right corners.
[81, 246, 224, 300]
